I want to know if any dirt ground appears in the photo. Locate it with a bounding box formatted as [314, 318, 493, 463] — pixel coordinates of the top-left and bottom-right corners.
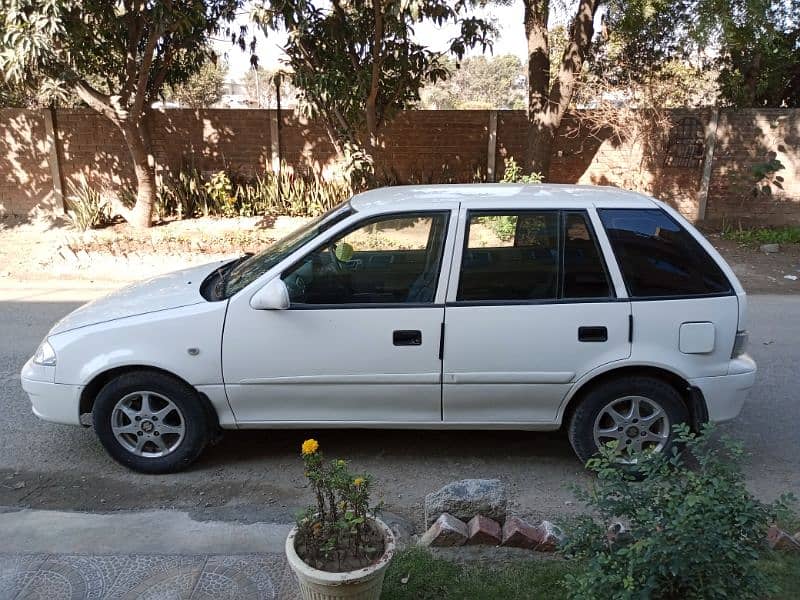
[704, 232, 800, 294]
[1, 214, 799, 294]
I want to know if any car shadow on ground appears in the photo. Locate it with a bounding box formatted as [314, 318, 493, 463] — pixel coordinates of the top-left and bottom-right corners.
[200, 428, 576, 468]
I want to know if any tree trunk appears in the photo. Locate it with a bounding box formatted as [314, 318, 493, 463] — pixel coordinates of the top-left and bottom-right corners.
[524, 0, 553, 178]
[118, 117, 155, 228]
[364, 0, 385, 157]
[524, 0, 598, 180]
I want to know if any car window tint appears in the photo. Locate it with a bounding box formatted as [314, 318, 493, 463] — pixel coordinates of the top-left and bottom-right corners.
[562, 212, 612, 299]
[458, 212, 559, 301]
[224, 202, 353, 297]
[282, 213, 449, 305]
[599, 208, 731, 297]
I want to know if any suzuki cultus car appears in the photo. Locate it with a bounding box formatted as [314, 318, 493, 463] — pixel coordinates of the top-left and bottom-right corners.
[22, 185, 755, 473]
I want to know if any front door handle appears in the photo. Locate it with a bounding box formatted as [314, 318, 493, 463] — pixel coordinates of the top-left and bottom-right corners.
[578, 326, 607, 342]
[393, 330, 422, 346]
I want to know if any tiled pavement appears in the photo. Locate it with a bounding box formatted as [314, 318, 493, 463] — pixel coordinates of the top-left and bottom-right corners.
[0, 553, 301, 600]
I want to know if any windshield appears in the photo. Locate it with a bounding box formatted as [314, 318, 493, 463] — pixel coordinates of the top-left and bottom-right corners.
[223, 202, 354, 297]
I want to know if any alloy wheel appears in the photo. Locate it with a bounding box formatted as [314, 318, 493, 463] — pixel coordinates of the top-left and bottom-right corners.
[592, 395, 670, 460]
[110, 391, 186, 458]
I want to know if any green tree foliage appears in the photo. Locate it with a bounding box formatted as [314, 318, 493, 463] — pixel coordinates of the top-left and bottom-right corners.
[254, 0, 495, 183]
[605, 0, 800, 107]
[0, 1, 244, 227]
[169, 60, 227, 108]
[420, 54, 526, 109]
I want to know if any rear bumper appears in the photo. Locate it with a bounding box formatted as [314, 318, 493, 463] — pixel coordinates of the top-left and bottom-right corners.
[21, 358, 83, 426]
[689, 355, 757, 423]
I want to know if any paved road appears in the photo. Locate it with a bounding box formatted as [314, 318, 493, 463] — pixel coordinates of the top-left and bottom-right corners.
[1, 283, 798, 528]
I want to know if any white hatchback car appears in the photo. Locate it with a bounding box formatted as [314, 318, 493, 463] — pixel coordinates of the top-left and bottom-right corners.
[22, 184, 756, 473]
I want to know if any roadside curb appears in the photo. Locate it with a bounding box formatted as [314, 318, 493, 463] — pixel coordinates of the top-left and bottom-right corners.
[3, 508, 292, 555]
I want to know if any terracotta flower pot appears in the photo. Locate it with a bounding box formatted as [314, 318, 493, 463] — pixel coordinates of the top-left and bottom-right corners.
[285, 517, 396, 600]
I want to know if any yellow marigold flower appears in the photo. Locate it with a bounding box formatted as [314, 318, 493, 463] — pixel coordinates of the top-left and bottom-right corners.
[337, 460, 346, 467]
[353, 477, 365, 487]
[301, 439, 319, 455]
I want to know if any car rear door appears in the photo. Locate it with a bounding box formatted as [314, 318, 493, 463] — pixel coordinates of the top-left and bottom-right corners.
[442, 205, 632, 424]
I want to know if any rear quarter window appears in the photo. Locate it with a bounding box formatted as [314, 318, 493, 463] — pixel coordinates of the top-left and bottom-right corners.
[598, 208, 731, 298]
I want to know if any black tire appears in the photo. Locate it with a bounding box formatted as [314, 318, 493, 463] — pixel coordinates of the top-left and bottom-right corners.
[92, 371, 211, 474]
[567, 376, 690, 465]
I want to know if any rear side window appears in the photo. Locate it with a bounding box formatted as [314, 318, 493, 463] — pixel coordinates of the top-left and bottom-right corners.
[562, 212, 612, 299]
[456, 210, 612, 302]
[599, 208, 731, 298]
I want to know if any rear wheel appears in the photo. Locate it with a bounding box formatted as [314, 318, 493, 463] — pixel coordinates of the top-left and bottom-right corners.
[567, 376, 689, 465]
[92, 371, 211, 474]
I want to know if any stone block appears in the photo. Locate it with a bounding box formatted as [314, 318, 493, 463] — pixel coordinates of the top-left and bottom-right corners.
[424, 479, 507, 527]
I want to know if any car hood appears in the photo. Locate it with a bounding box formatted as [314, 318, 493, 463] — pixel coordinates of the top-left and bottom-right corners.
[50, 261, 229, 335]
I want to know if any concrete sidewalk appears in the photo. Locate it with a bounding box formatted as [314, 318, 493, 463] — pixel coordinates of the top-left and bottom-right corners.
[2, 509, 301, 599]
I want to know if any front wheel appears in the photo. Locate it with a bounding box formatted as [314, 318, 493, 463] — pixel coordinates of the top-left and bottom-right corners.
[92, 371, 211, 474]
[567, 376, 689, 465]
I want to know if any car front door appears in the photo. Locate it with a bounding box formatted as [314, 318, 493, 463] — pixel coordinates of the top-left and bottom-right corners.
[442, 207, 632, 424]
[222, 209, 457, 424]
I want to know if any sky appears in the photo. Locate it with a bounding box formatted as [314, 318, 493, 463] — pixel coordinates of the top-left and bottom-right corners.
[214, 1, 532, 83]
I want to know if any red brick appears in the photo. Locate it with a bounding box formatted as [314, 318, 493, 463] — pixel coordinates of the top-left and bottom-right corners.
[466, 515, 502, 546]
[501, 516, 538, 549]
[419, 513, 468, 547]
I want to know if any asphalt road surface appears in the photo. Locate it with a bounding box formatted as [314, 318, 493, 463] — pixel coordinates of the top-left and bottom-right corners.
[1, 284, 798, 527]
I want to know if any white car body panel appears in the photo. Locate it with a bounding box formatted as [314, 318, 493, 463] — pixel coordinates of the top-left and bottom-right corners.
[222, 306, 445, 423]
[50, 262, 227, 334]
[20, 184, 755, 439]
[442, 303, 631, 423]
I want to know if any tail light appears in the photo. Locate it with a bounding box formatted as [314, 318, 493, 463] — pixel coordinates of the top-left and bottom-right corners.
[731, 330, 748, 358]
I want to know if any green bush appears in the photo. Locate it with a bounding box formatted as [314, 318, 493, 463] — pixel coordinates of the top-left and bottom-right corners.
[562, 425, 795, 600]
[157, 166, 207, 219]
[721, 224, 800, 246]
[234, 165, 352, 218]
[156, 163, 351, 220]
[501, 156, 543, 184]
[65, 176, 108, 231]
[204, 170, 236, 218]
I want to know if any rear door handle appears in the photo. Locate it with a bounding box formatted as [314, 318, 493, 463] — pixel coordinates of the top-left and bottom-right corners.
[578, 326, 607, 342]
[393, 330, 422, 346]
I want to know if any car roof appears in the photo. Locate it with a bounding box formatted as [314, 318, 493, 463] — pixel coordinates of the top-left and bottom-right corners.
[349, 184, 659, 211]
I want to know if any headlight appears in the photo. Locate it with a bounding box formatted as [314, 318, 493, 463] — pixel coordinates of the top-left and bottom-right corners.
[33, 340, 57, 366]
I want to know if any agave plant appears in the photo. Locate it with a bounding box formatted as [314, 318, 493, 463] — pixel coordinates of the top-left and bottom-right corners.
[65, 176, 108, 231]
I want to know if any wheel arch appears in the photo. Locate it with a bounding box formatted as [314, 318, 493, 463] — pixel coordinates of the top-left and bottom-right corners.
[559, 363, 708, 431]
[79, 365, 220, 430]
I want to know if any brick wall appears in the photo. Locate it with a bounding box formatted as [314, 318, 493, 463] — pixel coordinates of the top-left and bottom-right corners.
[1, 107, 798, 225]
[0, 109, 55, 217]
[706, 109, 800, 225]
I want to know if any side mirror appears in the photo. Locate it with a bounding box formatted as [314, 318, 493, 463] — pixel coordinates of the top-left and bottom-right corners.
[250, 278, 290, 310]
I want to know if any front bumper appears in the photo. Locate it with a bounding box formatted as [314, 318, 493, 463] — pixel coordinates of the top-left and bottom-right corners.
[21, 358, 83, 426]
[689, 355, 757, 423]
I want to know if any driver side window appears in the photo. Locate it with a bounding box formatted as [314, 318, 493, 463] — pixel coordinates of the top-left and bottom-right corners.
[282, 212, 449, 306]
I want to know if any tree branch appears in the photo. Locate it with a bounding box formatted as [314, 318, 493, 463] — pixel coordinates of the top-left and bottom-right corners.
[547, 0, 597, 121]
[331, 0, 360, 71]
[365, 0, 385, 142]
[131, 24, 163, 119]
[72, 80, 117, 122]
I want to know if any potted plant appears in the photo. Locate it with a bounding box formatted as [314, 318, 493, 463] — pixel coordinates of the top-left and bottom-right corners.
[285, 439, 396, 600]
